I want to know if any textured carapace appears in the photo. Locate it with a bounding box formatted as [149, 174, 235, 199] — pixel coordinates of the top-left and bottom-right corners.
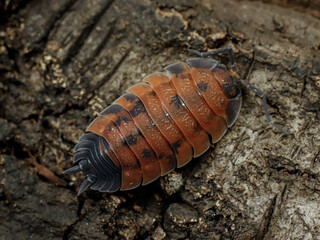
[64, 48, 243, 195]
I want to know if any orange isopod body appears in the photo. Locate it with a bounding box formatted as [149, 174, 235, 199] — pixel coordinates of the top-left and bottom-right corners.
[64, 50, 242, 195]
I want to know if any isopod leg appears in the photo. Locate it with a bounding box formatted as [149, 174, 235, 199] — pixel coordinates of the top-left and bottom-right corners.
[240, 79, 287, 133]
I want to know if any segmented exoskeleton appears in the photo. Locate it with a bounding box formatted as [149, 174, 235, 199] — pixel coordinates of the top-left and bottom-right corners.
[65, 47, 279, 195]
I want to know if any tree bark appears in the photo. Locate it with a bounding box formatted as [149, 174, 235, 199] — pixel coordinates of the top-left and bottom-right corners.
[0, 0, 320, 239]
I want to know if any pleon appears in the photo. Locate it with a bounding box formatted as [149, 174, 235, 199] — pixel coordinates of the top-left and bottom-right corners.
[86, 116, 143, 190]
[100, 104, 161, 185]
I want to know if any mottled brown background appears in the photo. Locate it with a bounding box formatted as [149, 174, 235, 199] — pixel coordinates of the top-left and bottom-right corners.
[0, 0, 320, 239]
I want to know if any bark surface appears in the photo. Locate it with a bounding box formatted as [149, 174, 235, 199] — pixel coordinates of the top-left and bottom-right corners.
[1, 0, 320, 239]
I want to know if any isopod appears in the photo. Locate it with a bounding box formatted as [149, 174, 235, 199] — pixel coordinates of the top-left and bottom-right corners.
[64, 47, 280, 195]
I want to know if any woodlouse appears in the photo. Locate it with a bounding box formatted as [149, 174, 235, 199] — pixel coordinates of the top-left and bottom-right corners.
[64, 47, 279, 195]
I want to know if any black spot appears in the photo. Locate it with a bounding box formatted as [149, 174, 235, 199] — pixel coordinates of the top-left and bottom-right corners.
[123, 93, 137, 103]
[125, 134, 138, 146]
[142, 148, 153, 158]
[167, 154, 177, 169]
[129, 100, 146, 117]
[128, 162, 140, 169]
[115, 117, 122, 126]
[115, 116, 131, 126]
[158, 154, 176, 169]
[197, 81, 208, 92]
[172, 139, 182, 153]
[222, 83, 237, 98]
[101, 104, 123, 115]
[170, 95, 182, 109]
